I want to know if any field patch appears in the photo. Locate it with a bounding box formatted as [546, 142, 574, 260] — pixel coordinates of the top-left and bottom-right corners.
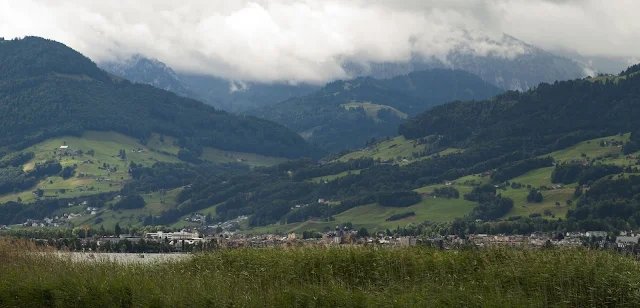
[503, 187, 576, 218]
[310, 169, 362, 183]
[544, 133, 629, 163]
[340, 101, 408, 122]
[511, 166, 555, 188]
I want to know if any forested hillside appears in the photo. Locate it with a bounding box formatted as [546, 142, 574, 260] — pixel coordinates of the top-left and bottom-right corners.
[0, 37, 319, 159]
[399, 72, 640, 151]
[164, 65, 640, 231]
[249, 69, 501, 152]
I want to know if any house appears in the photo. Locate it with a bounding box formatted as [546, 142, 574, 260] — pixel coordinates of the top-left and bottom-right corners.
[398, 237, 417, 247]
[616, 236, 640, 247]
[59, 145, 69, 150]
[318, 198, 326, 204]
[585, 231, 607, 238]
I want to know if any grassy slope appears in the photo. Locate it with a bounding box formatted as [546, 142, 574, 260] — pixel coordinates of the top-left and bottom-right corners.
[338, 136, 462, 164]
[8, 131, 637, 230]
[272, 133, 636, 232]
[0, 131, 288, 204]
[543, 133, 630, 163]
[340, 101, 408, 122]
[69, 188, 184, 229]
[250, 184, 476, 234]
[310, 170, 362, 183]
[0, 131, 290, 228]
[0, 131, 181, 204]
[339, 136, 421, 162]
[585, 72, 638, 83]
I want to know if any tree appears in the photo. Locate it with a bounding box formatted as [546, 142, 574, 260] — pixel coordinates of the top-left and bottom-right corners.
[623, 141, 638, 155]
[60, 166, 75, 179]
[357, 227, 369, 238]
[114, 223, 122, 236]
[574, 186, 583, 198]
[527, 189, 543, 203]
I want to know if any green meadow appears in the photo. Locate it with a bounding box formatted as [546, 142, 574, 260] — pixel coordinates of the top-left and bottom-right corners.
[0, 131, 287, 205]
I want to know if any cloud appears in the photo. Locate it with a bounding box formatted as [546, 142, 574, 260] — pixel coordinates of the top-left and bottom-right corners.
[1, 0, 638, 83]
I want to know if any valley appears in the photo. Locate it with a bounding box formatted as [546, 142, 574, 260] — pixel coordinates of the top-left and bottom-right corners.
[3, 3, 640, 307]
[2, 37, 640, 243]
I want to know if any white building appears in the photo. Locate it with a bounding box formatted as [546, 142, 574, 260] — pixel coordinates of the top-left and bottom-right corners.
[616, 236, 640, 247]
[585, 231, 607, 238]
[145, 231, 199, 241]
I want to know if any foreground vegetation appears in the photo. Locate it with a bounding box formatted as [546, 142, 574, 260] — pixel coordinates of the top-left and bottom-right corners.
[1, 241, 640, 307]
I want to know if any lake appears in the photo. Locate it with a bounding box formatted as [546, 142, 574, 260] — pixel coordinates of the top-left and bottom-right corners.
[46, 252, 192, 264]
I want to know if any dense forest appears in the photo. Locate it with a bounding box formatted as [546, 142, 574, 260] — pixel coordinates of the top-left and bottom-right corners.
[249, 69, 501, 152]
[0, 37, 319, 159]
[399, 74, 640, 149]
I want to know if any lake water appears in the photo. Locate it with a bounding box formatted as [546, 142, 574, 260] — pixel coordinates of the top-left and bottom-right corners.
[47, 252, 192, 264]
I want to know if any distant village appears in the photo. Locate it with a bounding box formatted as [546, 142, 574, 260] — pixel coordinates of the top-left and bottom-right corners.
[6, 222, 638, 253]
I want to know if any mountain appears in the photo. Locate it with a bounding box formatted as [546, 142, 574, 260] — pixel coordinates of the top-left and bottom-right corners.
[179, 74, 319, 112]
[3, 59, 640, 234]
[100, 55, 195, 99]
[99, 35, 585, 112]
[343, 35, 589, 91]
[181, 64, 640, 231]
[99, 56, 319, 112]
[0, 37, 318, 159]
[248, 69, 502, 152]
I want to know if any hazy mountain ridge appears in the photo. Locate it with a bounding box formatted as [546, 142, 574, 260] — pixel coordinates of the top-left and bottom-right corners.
[100, 55, 195, 99]
[342, 35, 590, 91]
[99, 34, 589, 113]
[100, 57, 319, 112]
[248, 69, 502, 152]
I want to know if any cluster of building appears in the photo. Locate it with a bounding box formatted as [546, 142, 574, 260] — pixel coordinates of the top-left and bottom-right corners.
[58, 145, 82, 156]
[460, 234, 582, 248]
[206, 215, 249, 231]
[17, 205, 100, 228]
[184, 213, 207, 223]
[198, 233, 420, 249]
[430, 231, 640, 249]
[22, 217, 63, 228]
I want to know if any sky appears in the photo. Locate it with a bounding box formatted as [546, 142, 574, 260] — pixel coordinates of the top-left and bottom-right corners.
[1, 0, 638, 83]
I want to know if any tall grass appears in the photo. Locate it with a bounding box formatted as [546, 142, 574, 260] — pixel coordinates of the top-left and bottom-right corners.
[1, 240, 639, 307]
